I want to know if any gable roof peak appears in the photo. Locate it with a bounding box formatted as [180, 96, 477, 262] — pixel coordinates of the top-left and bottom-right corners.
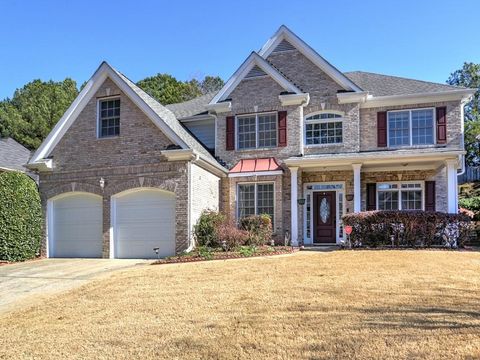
[259, 26, 362, 92]
[209, 51, 303, 104]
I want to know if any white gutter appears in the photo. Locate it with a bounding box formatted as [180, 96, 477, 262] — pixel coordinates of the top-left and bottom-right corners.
[361, 88, 476, 108]
[161, 149, 227, 178]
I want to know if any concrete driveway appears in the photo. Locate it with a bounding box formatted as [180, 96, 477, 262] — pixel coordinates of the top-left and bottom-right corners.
[0, 258, 150, 313]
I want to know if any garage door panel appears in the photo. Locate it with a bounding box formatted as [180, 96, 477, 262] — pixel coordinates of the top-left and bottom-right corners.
[115, 189, 175, 259]
[51, 193, 103, 258]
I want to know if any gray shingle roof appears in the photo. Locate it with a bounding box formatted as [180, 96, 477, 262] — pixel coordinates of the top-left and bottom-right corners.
[166, 92, 216, 119]
[0, 138, 31, 172]
[111, 67, 222, 168]
[345, 71, 462, 97]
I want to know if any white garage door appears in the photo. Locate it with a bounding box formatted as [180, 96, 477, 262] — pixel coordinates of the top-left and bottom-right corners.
[50, 193, 103, 258]
[114, 189, 176, 259]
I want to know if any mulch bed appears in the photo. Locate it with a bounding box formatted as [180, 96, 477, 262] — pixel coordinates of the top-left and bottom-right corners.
[153, 246, 298, 265]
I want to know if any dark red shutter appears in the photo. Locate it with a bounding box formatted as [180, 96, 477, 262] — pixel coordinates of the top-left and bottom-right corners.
[226, 116, 235, 150]
[278, 111, 287, 147]
[425, 181, 436, 211]
[436, 107, 447, 144]
[366, 183, 377, 211]
[377, 112, 387, 147]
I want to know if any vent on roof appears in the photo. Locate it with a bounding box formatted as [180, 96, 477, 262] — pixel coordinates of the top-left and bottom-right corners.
[272, 39, 296, 53]
[245, 65, 267, 78]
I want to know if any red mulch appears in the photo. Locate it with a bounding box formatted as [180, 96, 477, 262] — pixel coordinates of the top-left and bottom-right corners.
[153, 246, 298, 265]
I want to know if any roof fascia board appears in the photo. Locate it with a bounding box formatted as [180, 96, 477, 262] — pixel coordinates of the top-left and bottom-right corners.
[361, 89, 476, 108]
[29, 63, 189, 164]
[209, 52, 302, 104]
[228, 170, 283, 178]
[259, 25, 362, 92]
[29, 67, 107, 164]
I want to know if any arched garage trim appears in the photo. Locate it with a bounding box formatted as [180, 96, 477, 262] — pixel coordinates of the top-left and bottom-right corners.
[110, 187, 176, 259]
[47, 192, 103, 258]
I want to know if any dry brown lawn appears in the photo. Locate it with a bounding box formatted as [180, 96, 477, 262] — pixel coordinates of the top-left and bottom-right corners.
[1, 251, 479, 359]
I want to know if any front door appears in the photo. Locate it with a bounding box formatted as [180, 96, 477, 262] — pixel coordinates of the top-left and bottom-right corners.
[313, 191, 336, 244]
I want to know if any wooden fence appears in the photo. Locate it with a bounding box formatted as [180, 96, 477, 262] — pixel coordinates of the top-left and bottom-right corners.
[458, 166, 480, 184]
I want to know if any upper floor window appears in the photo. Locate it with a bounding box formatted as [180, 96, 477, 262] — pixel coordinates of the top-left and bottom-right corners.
[388, 108, 434, 147]
[98, 98, 120, 138]
[305, 112, 343, 145]
[377, 182, 423, 211]
[237, 113, 277, 150]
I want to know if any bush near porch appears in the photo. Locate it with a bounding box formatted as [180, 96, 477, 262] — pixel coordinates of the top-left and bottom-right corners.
[342, 211, 471, 248]
[191, 211, 280, 260]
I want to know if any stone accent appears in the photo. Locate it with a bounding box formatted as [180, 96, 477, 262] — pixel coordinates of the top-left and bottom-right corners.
[359, 100, 463, 151]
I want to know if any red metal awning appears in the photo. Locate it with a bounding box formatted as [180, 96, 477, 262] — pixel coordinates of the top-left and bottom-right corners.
[229, 157, 282, 174]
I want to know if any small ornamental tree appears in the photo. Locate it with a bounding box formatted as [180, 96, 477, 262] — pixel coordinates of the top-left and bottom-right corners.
[0, 172, 42, 261]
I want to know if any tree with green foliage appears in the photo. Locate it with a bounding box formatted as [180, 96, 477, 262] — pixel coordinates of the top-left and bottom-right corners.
[0, 78, 78, 150]
[199, 76, 224, 94]
[447, 62, 480, 165]
[137, 74, 224, 104]
[137, 73, 201, 105]
[0, 172, 42, 261]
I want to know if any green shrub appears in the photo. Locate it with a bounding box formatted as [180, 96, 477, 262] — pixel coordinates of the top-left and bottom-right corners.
[0, 172, 42, 261]
[240, 214, 273, 246]
[459, 197, 480, 220]
[342, 211, 471, 248]
[193, 210, 225, 247]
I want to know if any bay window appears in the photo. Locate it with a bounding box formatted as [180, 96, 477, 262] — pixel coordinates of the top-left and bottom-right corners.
[388, 108, 434, 146]
[377, 182, 423, 211]
[237, 183, 274, 224]
[237, 113, 277, 149]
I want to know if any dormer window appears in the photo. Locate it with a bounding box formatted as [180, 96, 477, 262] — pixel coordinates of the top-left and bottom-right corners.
[98, 98, 120, 138]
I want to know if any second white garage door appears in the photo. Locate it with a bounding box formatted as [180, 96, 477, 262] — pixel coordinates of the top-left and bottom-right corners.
[113, 188, 176, 259]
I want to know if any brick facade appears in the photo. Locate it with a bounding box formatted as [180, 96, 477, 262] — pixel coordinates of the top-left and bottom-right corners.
[38, 78, 218, 257]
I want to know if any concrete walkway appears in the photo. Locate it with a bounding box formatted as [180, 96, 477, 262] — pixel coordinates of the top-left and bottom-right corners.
[0, 258, 150, 313]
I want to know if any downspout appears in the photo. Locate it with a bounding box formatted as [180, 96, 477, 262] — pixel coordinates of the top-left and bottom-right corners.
[458, 99, 467, 176]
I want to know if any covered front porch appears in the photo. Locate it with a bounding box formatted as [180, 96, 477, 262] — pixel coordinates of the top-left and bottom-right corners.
[285, 149, 464, 246]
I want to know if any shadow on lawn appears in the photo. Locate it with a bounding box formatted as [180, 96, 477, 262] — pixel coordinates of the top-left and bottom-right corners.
[359, 306, 480, 330]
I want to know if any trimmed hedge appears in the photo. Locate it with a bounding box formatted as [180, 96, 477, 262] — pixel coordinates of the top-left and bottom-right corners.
[342, 211, 471, 248]
[0, 172, 42, 261]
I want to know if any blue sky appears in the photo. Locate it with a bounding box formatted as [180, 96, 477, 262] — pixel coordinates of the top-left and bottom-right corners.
[0, 0, 479, 99]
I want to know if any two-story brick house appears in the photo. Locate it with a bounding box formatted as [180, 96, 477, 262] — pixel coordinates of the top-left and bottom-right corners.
[28, 26, 475, 258]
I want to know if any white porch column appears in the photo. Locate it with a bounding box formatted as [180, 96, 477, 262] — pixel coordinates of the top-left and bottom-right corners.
[352, 163, 362, 212]
[446, 159, 458, 213]
[290, 167, 299, 246]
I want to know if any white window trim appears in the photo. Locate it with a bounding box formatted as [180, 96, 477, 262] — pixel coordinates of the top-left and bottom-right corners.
[302, 181, 345, 245]
[97, 96, 121, 139]
[236, 112, 278, 150]
[303, 111, 344, 147]
[386, 107, 436, 148]
[376, 181, 425, 211]
[236, 181, 275, 226]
